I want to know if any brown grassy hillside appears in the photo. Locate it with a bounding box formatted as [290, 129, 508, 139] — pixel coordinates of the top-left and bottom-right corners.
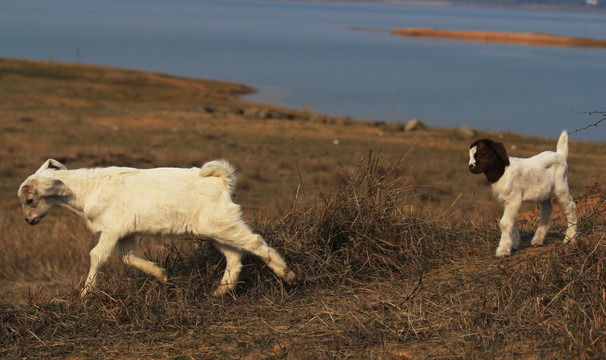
[0, 58, 605, 358]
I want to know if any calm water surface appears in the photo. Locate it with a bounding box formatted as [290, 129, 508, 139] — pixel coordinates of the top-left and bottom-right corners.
[1, 0, 605, 141]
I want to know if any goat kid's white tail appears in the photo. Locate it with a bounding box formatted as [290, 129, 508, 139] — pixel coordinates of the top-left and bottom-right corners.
[556, 130, 569, 159]
[200, 159, 237, 194]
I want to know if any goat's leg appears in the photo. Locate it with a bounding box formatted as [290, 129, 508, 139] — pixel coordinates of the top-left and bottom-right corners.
[117, 236, 167, 282]
[82, 232, 119, 296]
[512, 222, 521, 250]
[496, 201, 521, 257]
[554, 169, 578, 243]
[531, 199, 553, 246]
[210, 242, 243, 297]
[242, 234, 297, 285]
[556, 192, 578, 244]
[215, 224, 296, 286]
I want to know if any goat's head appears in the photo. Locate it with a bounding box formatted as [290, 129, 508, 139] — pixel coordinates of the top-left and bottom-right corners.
[468, 139, 510, 183]
[18, 159, 72, 225]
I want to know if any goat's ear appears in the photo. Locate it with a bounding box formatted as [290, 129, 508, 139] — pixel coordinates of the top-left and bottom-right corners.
[35, 159, 68, 174]
[36, 177, 72, 197]
[490, 141, 510, 166]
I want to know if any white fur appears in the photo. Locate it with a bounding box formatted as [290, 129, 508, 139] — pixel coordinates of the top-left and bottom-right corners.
[470, 131, 578, 257]
[18, 159, 296, 296]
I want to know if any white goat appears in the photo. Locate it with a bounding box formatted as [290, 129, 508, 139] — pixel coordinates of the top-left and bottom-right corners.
[18, 159, 296, 296]
[468, 130, 578, 257]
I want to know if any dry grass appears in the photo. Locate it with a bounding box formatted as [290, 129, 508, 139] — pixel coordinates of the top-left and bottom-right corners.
[1, 156, 605, 359]
[1, 57, 605, 358]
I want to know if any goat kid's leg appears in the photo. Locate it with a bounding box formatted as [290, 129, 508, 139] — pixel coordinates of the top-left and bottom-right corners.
[241, 233, 296, 285]
[211, 242, 243, 297]
[496, 202, 521, 257]
[557, 192, 578, 244]
[512, 222, 521, 250]
[216, 224, 296, 286]
[554, 169, 578, 244]
[82, 233, 120, 297]
[531, 199, 553, 246]
[117, 236, 167, 282]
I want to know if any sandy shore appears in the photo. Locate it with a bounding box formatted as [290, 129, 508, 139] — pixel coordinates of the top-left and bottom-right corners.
[392, 27, 606, 48]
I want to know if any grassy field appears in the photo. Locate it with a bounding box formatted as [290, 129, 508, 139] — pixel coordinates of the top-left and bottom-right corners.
[0, 57, 605, 358]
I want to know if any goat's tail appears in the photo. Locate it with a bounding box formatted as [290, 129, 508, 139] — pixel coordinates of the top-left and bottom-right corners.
[556, 130, 569, 159]
[200, 159, 237, 195]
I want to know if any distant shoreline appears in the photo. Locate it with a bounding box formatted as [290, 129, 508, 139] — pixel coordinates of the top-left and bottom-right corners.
[280, 0, 606, 15]
[391, 28, 606, 48]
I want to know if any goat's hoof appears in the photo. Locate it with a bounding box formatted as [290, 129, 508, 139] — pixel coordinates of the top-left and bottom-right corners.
[563, 238, 577, 246]
[212, 284, 230, 297]
[495, 248, 511, 257]
[211, 284, 236, 297]
[80, 285, 93, 298]
[530, 238, 544, 247]
[564, 233, 578, 245]
[283, 270, 297, 286]
[159, 269, 168, 283]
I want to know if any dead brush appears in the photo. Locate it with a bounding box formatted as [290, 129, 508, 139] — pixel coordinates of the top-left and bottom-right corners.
[270, 152, 459, 288]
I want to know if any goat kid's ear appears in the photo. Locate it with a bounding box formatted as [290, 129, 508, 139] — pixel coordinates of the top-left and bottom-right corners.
[35, 159, 68, 175]
[490, 141, 510, 167]
[36, 177, 72, 197]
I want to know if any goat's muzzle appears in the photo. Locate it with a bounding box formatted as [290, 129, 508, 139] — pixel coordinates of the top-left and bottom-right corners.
[468, 164, 483, 174]
[25, 217, 40, 226]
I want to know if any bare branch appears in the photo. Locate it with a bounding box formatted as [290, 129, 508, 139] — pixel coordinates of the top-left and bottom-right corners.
[570, 110, 606, 134]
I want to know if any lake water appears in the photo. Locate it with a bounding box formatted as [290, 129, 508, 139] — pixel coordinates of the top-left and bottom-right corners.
[1, 0, 605, 141]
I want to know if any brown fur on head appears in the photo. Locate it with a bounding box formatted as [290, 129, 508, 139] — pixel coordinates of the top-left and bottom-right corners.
[18, 160, 72, 225]
[468, 139, 510, 183]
